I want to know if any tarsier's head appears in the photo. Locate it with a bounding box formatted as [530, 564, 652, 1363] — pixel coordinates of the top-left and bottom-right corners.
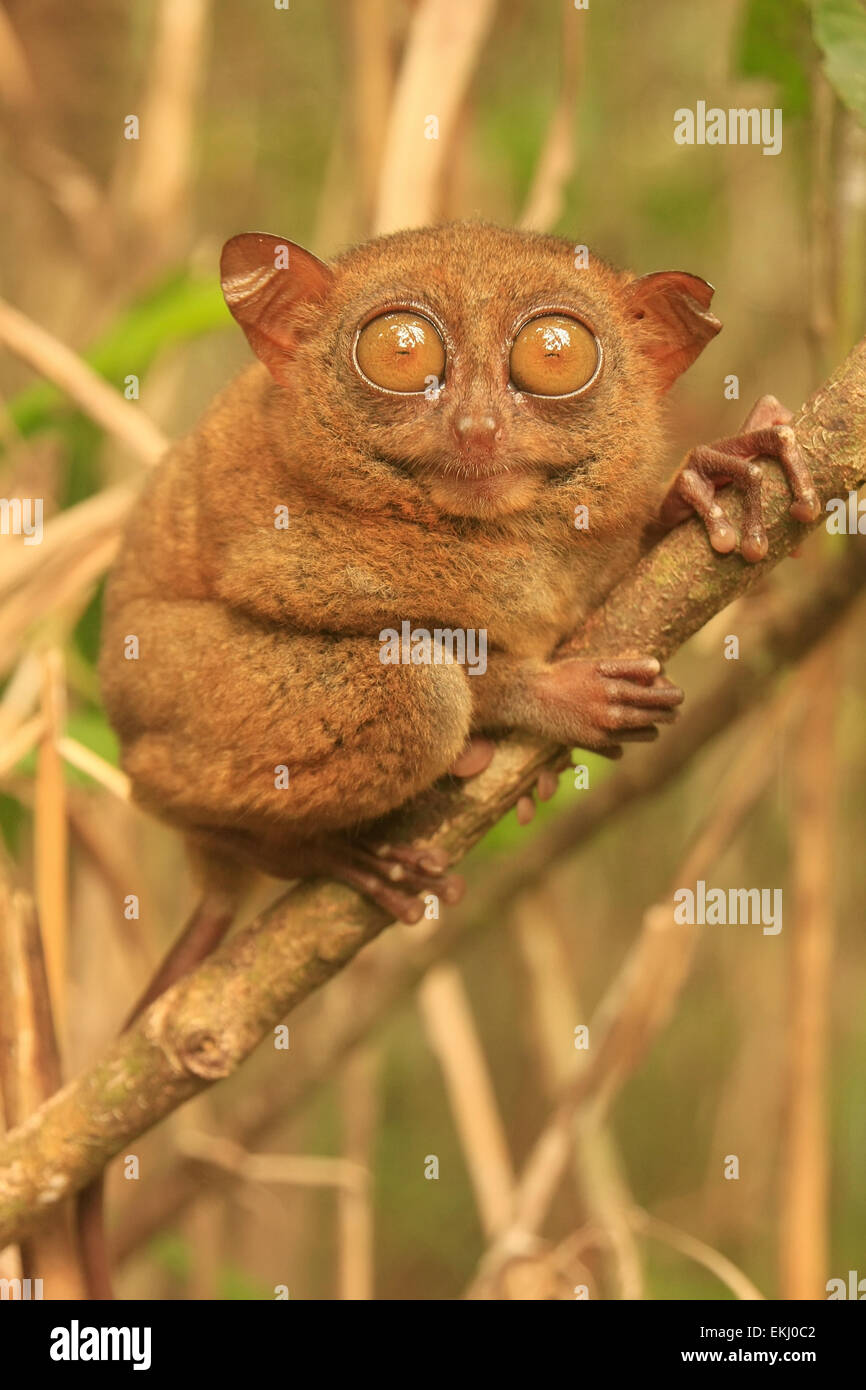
[221, 222, 720, 520]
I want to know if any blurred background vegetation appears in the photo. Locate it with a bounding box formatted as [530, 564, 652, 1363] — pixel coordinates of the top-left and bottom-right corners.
[0, 0, 865, 1300]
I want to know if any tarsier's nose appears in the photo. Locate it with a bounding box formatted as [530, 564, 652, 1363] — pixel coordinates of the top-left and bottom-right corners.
[452, 413, 501, 451]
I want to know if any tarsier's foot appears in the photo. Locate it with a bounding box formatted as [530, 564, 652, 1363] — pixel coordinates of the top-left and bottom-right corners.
[309, 836, 464, 925]
[449, 736, 569, 825]
[661, 394, 821, 563]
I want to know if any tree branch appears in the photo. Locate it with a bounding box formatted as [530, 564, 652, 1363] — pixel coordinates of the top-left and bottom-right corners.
[1, 336, 865, 1247]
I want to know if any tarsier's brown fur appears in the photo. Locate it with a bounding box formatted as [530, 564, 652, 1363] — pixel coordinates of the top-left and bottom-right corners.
[100, 222, 728, 911]
[83, 220, 819, 1297]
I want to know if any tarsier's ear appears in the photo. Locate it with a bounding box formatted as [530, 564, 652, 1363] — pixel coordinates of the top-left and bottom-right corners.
[220, 233, 334, 385]
[622, 271, 721, 393]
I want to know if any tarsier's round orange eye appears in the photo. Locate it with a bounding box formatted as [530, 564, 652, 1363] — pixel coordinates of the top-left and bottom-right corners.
[510, 315, 600, 396]
[355, 312, 445, 392]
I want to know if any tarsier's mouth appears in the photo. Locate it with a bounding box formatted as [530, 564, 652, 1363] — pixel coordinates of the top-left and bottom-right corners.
[377, 448, 525, 483]
[425, 463, 544, 517]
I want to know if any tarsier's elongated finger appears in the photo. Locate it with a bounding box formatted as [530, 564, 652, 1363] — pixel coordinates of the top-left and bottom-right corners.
[726, 425, 820, 525]
[663, 398, 821, 563]
[604, 703, 679, 730]
[739, 394, 792, 432]
[602, 678, 684, 708]
[594, 656, 662, 682]
[669, 464, 738, 554]
[690, 449, 770, 561]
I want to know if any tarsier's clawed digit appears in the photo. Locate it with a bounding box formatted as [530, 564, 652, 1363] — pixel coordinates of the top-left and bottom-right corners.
[661, 394, 821, 562]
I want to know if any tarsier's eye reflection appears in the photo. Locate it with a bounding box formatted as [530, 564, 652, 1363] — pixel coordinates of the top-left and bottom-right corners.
[355, 311, 446, 392]
[510, 314, 600, 396]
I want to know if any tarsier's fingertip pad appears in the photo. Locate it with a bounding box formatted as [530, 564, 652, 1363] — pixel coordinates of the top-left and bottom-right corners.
[516, 795, 536, 825]
[741, 532, 769, 563]
[441, 876, 466, 905]
[710, 526, 737, 554]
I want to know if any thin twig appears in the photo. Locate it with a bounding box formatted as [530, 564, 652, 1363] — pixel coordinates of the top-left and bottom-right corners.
[374, 0, 499, 233]
[519, 0, 584, 232]
[0, 8, 114, 267]
[512, 891, 643, 1298]
[34, 650, 67, 1036]
[338, 1047, 377, 1300]
[0, 874, 85, 1297]
[57, 738, 130, 801]
[418, 963, 515, 1238]
[629, 1208, 765, 1302]
[0, 300, 167, 465]
[779, 645, 839, 1299]
[114, 0, 212, 280]
[174, 1130, 368, 1193]
[0, 714, 44, 779]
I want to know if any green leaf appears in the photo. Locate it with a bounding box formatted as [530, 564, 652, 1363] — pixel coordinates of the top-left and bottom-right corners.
[736, 0, 813, 118]
[11, 711, 119, 787]
[813, 0, 866, 124]
[7, 274, 230, 441]
[65, 710, 120, 770]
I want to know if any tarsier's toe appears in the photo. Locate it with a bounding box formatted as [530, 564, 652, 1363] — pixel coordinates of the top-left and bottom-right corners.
[536, 769, 559, 800]
[373, 873, 465, 925]
[344, 841, 464, 924]
[375, 841, 450, 876]
[516, 795, 536, 825]
[308, 836, 461, 924]
[514, 757, 571, 825]
[449, 736, 496, 778]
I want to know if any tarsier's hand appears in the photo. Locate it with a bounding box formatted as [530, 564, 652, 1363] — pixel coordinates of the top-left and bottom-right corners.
[450, 656, 682, 824]
[538, 655, 684, 757]
[660, 395, 821, 563]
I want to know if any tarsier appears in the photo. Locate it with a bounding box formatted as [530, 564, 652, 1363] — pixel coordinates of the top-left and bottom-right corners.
[83, 222, 820, 1294]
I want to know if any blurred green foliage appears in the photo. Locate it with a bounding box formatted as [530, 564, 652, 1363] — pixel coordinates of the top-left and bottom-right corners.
[813, 0, 866, 123]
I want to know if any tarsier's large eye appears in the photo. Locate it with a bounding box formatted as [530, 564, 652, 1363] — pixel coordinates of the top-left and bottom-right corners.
[510, 314, 600, 396]
[355, 311, 446, 393]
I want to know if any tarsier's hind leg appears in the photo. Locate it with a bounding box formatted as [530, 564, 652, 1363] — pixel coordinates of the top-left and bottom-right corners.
[189, 823, 464, 926]
[102, 598, 475, 923]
